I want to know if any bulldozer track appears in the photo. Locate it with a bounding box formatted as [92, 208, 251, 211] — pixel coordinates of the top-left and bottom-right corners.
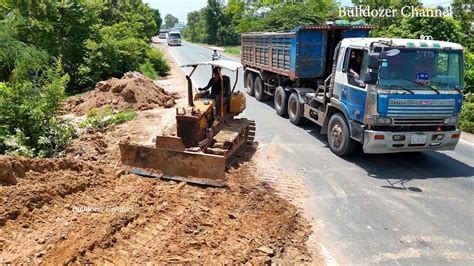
[247, 120, 256, 144]
[206, 119, 256, 158]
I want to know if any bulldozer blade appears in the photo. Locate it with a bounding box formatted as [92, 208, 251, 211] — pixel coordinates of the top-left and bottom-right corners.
[120, 142, 226, 187]
[129, 169, 225, 187]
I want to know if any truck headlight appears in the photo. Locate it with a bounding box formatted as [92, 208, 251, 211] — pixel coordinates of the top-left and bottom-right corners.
[366, 115, 392, 125]
[444, 116, 458, 125]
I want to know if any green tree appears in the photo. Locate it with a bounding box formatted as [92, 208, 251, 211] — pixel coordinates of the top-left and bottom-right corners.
[0, 0, 161, 92]
[183, 10, 206, 42]
[256, 0, 335, 32]
[163, 13, 179, 29]
[152, 8, 163, 30]
[350, 0, 422, 36]
[205, 0, 224, 44]
[78, 22, 151, 88]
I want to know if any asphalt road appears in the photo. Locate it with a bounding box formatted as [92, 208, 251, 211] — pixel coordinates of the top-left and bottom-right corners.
[166, 41, 474, 265]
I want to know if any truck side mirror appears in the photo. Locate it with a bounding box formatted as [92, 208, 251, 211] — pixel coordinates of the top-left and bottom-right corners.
[363, 72, 379, 85]
[368, 52, 381, 69]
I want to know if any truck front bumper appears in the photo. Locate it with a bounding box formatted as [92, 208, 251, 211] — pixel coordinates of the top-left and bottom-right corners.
[363, 130, 461, 153]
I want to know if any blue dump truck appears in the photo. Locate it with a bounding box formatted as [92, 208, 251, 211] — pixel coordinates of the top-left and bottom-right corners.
[241, 25, 464, 155]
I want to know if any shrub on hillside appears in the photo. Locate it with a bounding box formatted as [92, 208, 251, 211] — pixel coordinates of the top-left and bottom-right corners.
[0, 61, 75, 157]
[461, 93, 474, 133]
[147, 48, 170, 76]
[139, 59, 159, 80]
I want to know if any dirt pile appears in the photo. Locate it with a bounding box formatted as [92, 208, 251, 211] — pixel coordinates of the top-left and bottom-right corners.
[0, 149, 314, 264]
[63, 72, 179, 115]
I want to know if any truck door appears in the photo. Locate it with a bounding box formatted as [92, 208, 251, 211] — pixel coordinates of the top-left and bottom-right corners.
[338, 48, 368, 123]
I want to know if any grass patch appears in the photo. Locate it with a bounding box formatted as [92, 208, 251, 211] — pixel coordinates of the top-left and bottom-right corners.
[79, 106, 137, 130]
[224, 46, 241, 56]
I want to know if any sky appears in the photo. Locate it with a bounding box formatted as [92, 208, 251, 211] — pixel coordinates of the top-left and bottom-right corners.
[143, 0, 453, 24]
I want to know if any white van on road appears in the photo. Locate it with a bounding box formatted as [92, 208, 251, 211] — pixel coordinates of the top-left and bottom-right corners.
[167, 32, 182, 46]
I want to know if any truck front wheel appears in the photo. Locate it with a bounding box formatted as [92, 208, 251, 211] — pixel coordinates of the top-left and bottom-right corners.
[254, 76, 268, 101]
[288, 92, 305, 125]
[245, 72, 255, 96]
[274, 86, 288, 116]
[327, 113, 356, 156]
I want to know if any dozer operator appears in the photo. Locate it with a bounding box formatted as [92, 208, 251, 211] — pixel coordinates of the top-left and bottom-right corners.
[198, 67, 231, 117]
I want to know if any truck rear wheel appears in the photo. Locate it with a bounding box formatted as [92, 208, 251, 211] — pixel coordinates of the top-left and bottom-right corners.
[327, 113, 356, 156]
[288, 92, 305, 125]
[245, 72, 255, 96]
[254, 76, 268, 101]
[274, 86, 288, 116]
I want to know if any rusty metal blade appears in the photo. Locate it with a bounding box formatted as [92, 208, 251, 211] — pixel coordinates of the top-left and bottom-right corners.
[119, 142, 226, 186]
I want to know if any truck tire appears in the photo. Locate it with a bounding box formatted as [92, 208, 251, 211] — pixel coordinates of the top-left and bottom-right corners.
[274, 86, 288, 116]
[327, 113, 356, 156]
[288, 92, 305, 125]
[254, 76, 268, 101]
[245, 72, 255, 96]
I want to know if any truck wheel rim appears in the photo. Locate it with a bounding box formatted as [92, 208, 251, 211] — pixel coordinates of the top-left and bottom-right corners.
[331, 124, 343, 148]
[290, 98, 297, 117]
[276, 91, 282, 109]
[246, 77, 252, 92]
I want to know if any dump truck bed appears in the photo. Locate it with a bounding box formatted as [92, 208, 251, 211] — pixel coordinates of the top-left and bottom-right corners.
[241, 25, 373, 80]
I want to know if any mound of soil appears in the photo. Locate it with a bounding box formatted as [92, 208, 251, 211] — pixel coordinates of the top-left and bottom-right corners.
[0, 148, 314, 264]
[64, 72, 179, 115]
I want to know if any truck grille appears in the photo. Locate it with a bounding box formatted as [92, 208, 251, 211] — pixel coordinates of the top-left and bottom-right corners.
[392, 118, 444, 126]
[387, 106, 455, 117]
[387, 98, 455, 117]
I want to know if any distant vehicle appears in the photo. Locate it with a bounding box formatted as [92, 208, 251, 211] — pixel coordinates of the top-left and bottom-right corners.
[167, 32, 182, 46]
[242, 24, 464, 156]
[158, 29, 168, 39]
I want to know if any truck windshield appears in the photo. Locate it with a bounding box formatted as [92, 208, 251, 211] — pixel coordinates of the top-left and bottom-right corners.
[169, 33, 181, 39]
[376, 48, 463, 90]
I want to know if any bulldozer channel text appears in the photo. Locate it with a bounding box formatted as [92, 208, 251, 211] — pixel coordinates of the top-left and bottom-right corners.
[71, 205, 134, 213]
[340, 5, 452, 18]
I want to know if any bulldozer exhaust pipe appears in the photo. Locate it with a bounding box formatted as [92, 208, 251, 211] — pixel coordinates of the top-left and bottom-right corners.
[186, 75, 194, 107]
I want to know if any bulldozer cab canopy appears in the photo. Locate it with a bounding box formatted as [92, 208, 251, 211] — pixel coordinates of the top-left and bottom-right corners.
[181, 60, 242, 92]
[181, 60, 243, 72]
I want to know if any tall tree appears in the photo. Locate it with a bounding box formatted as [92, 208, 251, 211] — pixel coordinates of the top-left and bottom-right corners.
[163, 14, 179, 29]
[151, 8, 163, 30]
[205, 0, 224, 44]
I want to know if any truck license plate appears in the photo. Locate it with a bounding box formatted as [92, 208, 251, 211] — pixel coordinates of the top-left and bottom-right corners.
[410, 134, 426, 145]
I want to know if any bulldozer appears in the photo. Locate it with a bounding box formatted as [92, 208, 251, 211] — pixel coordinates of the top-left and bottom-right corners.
[119, 60, 255, 187]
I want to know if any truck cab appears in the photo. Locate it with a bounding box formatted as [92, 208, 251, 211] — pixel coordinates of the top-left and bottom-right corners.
[328, 38, 463, 154]
[312, 38, 463, 155]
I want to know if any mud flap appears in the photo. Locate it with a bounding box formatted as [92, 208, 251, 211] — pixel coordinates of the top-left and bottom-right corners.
[119, 143, 226, 187]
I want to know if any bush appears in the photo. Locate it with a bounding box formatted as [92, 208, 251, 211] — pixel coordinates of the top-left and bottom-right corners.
[147, 48, 170, 76]
[460, 93, 474, 133]
[0, 60, 75, 157]
[78, 22, 150, 89]
[139, 59, 159, 80]
[79, 106, 137, 130]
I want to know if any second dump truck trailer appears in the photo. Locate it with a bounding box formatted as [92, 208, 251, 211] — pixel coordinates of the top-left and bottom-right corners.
[242, 24, 464, 156]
